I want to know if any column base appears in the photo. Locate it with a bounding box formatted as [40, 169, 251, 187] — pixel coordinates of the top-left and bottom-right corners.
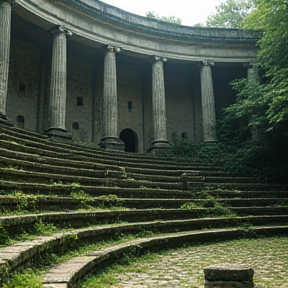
[204, 140, 218, 145]
[45, 127, 72, 141]
[100, 136, 125, 151]
[147, 140, 173, 156]
[0, 113, 14, 127]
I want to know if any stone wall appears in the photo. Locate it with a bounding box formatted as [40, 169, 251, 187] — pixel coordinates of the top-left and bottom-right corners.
[6, 38, 42, 131]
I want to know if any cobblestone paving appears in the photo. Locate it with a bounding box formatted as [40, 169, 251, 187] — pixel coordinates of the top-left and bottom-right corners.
[109, 236, 288, 288]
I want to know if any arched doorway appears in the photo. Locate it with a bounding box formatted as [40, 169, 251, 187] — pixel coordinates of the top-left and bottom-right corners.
[120, 128, 138, 153]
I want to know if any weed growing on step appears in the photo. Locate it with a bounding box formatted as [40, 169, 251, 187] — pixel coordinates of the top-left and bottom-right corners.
[11, 190, 37, 213]
[2, 269, 42, 288]
[33, 220, 58, 236]
[181, 198, 236, 217]
[94, 194, 124, 208]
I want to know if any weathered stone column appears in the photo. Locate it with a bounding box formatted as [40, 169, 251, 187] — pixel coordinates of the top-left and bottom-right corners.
[148, 56, 171, 155]
[200, 61, 217, 143]
[244, 62, 260, 139]
[100, 45, 124, 151]
[45, 26, 72, 140]
[245, 62, 259, 82]
[0, 0, 14, 122]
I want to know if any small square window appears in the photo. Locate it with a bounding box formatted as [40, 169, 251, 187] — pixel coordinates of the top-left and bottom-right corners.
[19, 83, 26, 93]
[181, 132, 187, 139]
[77, 97, 83, 106]
[127, 101, 132, 112]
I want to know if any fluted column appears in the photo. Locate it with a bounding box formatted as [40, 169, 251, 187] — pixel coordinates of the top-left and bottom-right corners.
[200, 61, 217, 143]
[0, 0, 14, 121]
[100, 45, 124, 151]
[148, 56, 171, 154]
[245, 62, 259, 82]
[46, 26, 72, 139]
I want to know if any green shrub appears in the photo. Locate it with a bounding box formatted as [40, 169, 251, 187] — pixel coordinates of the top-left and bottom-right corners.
[3, 269, 42, 288]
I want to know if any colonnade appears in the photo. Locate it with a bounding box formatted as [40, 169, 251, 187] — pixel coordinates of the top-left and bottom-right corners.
[0, 0, 252, 152]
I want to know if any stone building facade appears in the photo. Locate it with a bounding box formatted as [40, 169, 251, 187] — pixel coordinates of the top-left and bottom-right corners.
[0, 0, 260, 153]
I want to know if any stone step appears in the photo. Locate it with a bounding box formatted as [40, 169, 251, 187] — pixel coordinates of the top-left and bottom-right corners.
[203, 190, 288, 199]
[0, 167, 182, 190]
[188, 181, 288, 191]
[121, 198, 288, 209]
[0, 155, 126, 179]
[41, 225, 288, 287]
[1, 193, 288, 214]
[0, 147, 223, 180]
[0, 133, 213, 171]
[0, 180, 193, 198]
[0, 125, 200, 165]
[1, 212, 287, 231]
[1, 179, 287, 200]
[0, 147, 123, 172]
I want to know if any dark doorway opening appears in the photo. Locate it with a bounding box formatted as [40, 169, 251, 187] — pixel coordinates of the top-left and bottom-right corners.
[120, 128, 138, 153]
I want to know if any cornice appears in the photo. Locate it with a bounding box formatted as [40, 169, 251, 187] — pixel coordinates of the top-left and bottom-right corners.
[47, 0, 262, 46]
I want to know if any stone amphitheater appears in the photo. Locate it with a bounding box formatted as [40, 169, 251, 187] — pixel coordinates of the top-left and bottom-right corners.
[1, 121, 288, 287]
[0, 0, 288, 287]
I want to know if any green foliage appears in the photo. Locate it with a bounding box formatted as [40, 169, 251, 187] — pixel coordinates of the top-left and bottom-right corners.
[11, 191, 37, 213]
[205, 0, 255, 28]
[146, 11, 182, 24]
[3, 269, 42, 288]
[94, 194, 124, 208]
[243, 0, 288, 125]
[175, 0, 288, 183]
[181, 195, 236, 217]
[82, 274, 118, 288]
[33, 220, 58, 236]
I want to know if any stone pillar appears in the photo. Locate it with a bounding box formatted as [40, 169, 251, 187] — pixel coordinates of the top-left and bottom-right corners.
[100, 45, 124, 151]
[45, 26, 72, 140]
[245, 62, 259, 82]
[244, 62, 260, 139]
[147, 56, 171, 155]
[0, 0, 14, 123]
[200, 61, 217, 143]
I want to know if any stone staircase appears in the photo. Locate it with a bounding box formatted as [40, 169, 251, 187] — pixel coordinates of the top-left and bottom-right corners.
[0, 123, 287, 288]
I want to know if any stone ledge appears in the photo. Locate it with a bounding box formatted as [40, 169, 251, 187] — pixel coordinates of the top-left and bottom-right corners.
[41, 226, 286, 286]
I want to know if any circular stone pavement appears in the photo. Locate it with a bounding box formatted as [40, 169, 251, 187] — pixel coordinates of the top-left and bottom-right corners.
[107, 237, 288, 288]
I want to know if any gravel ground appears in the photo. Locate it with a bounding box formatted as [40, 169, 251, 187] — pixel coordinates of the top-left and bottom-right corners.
[108, 236, 288, 288]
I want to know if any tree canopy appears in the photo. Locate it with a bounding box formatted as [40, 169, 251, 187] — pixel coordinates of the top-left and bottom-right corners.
[146, 11, 182, 24]
[205, 0, 255, 28]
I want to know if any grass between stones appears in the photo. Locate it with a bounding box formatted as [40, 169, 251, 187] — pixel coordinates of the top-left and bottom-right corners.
[79, 236, 288, 288]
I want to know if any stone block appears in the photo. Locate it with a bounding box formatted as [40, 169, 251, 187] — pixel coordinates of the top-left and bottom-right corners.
[204, 263, 254, 282]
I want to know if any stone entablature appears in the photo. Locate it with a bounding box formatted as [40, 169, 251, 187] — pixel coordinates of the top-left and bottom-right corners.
[15, 0, 260, 62]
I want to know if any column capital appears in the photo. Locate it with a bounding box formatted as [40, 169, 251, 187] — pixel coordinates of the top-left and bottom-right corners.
[152, 56, 168, 63]
[243, 62, 259, 69]
[103, 45, 121, 53]
[0, 0, 16, 8]
[202, 60, 215, 67]
[50, 25, 73, 37]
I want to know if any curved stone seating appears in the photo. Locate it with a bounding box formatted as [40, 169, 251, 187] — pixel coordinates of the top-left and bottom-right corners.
[1, 212, 288, 233]
[42, 226, 288, 288]
[0, 123, 288, 286]
[0, 213, 287, 280]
